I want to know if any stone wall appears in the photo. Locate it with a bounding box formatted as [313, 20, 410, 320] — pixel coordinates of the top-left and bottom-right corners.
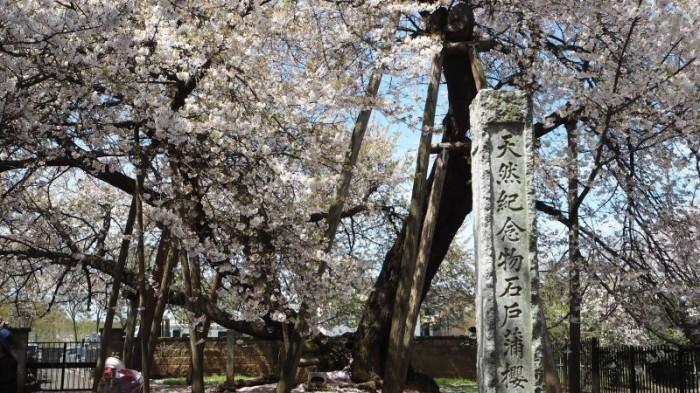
[150, 336, 477, 379]
[151, 337, 278, 378]
[411, 336, 477, 379]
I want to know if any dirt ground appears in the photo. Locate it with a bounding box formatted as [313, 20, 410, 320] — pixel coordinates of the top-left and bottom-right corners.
[149, 371, 370, 393]
[150, 383, 367, 392]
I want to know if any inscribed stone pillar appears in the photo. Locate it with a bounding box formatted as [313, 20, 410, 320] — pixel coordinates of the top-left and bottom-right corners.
[471, 89, 542, 393]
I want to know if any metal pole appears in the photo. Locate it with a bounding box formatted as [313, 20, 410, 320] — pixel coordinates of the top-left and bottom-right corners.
[60, 342, 67, 391]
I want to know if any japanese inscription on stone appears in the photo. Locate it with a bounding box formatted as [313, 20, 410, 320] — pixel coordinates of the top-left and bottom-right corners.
[471, 89, 542, 393]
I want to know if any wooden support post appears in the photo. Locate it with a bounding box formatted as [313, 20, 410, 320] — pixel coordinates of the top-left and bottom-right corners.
[93, 198, 137, 390]
[429, 141, 470, 154]
[147, 246, 178, 363]
[383, 51, 443, 393]
[225, 330, 237, 386]
[324, 12, 401, 251]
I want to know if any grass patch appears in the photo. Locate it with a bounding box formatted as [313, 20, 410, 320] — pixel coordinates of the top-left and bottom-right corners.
[435, 377, 478, 393]
[159, 373, 256, 386]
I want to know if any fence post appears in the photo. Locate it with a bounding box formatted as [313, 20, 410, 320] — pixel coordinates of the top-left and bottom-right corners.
[60, 342, 67, 391]
[679, 348, 687, 393]
[591, 338, 600, 393]
[628, 346, 637, 393]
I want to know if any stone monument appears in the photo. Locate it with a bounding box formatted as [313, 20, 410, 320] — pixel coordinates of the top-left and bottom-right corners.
[471, 89, 542, 393]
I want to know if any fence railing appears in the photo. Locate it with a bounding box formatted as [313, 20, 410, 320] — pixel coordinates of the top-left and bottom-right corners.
[554, 339, 700, 393]
[28, 341, 99, 391]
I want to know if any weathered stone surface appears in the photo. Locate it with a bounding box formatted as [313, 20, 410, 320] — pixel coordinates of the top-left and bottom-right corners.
[471, 89, 542, 393]
[150, 337, 278, 378]
[471, 89, 530, 125]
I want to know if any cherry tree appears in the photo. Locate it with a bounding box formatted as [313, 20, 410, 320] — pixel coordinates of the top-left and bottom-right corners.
[2, 0, 700, 392]
[1, 1, 421, 391]
[352, 1, 699, 391]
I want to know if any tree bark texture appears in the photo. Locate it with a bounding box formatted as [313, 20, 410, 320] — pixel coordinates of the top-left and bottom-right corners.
[276, 323, 305, 393]
[181, 253, 206, 393]
[383, 52, 444, 393]
[122, 296, 138, 367]
[187, 329, 205, 393]
[385, 149, 449, 393]
[126, 234, 171, 372]
[147, 246, 178, 365]
[351, 25, 477, 381]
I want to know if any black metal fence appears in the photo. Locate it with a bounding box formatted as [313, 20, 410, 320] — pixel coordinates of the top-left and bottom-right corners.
[554, 339, 700, 392]
[27, 341, 99, 391]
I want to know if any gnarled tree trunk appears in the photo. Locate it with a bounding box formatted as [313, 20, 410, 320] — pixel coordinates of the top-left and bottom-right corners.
[352, 2, 483, 382]
[350, 136, 474, 382]
[351, 37, 477, 382]
[276, 323, 305, 393]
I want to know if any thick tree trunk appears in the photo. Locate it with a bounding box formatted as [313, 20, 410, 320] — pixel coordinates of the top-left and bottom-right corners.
[351, 227, 403, 382]
[181, 253, 206, 393]
[351, 23, 476, 382]
[385, 150, 449, 392]
[276, 323, 305, 393]
[350, 113, 474, 383]
[128, 235, 170, 372]
[350, 115, 474, 382]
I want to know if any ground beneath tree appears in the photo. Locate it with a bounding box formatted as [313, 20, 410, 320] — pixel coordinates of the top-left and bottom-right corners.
[150, 381, 216, 393]
[150, 372, 477, 392]
[150, 371, 369, 393]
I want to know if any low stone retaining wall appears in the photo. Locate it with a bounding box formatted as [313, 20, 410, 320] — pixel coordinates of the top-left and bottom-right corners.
[151, 337, 278, 378]
[411, 336, 477, 379]
[150, 336, 477, 379]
